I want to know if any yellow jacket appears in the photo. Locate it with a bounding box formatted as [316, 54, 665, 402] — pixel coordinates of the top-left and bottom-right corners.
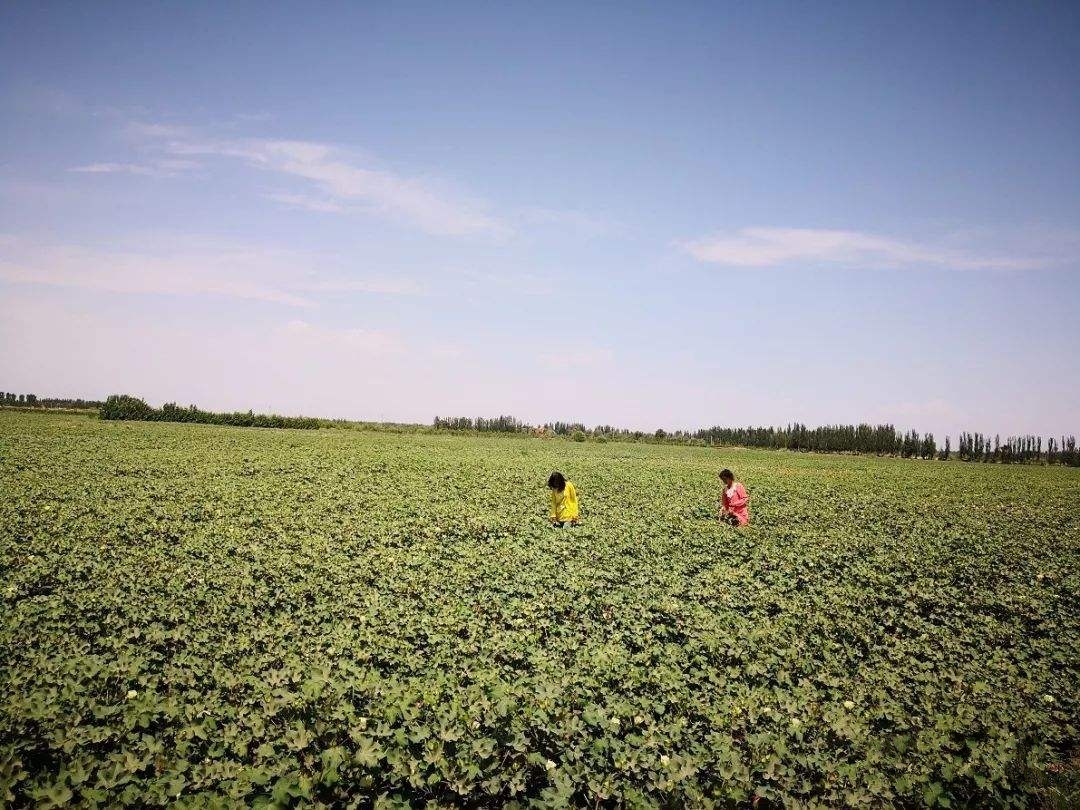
[549, 482, 580, 522]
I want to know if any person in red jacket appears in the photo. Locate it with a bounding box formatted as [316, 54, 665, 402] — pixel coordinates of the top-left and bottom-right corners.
[718, 468, 750, 526]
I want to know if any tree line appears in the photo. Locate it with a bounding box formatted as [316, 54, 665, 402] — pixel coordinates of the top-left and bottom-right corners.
[433, 415, 1079, 466]
[958, 432, 1079, 466]
[689, 423, 942, 457]
[100, 395, 320, 430]
[5, 390, 1077, 464]
[1, 392, 105, 409]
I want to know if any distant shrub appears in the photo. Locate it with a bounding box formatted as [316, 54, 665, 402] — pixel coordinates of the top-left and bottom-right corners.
[100, 395, 319, 430]
[100, 395, 155, 421]
[571, 430, 587, 443]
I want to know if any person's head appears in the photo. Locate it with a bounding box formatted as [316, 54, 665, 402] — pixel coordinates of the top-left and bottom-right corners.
[547, 471, 566, 492]
[719, 469, 735, 486]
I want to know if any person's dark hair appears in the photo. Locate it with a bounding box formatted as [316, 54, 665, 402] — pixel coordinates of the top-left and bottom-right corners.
[719, 469, 734, 483]
[547, 471, 566, 491]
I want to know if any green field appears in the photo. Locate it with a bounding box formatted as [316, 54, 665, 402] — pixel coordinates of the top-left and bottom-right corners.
[2, 412, 1078, 807]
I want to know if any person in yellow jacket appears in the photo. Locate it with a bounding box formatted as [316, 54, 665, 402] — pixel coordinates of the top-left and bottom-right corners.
[547, 471, 580, 527]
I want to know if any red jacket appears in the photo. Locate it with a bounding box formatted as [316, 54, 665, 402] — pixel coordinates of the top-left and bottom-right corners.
[722, 482, 750, 525]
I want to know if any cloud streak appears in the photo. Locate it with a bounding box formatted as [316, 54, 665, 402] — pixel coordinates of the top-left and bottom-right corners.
[265, 192, 344, 214]
[83, 120, 618, 242]
[518, 207, 616, 237]
[0, 244, 315, 307]
[0, 236, 427, 306]
[125, 124, 506, 237]
[681, 227, 1049, 270]
[69, 158, 200, 178]
[283, 319, 401, 355]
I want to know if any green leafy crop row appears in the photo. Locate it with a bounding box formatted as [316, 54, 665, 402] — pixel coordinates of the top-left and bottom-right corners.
[1, 412, 1078, 807]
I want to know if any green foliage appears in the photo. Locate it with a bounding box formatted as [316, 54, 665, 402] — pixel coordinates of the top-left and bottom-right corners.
[0, 391, 101, 409]
[2, 411, 1079, 807]
[100, 395, 320, 430]
[433, 415, 528, 433]
[432, 415, 1080, 466]
[571, 430, 586, 443]
[100, 394, 156, 421]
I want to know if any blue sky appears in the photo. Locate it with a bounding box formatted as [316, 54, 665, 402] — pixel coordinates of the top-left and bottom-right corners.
[2, 2, 1078, 439]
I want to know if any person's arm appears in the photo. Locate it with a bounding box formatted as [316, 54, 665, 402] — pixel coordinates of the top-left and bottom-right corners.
[549, 490, 558, 523]
[568, 483, 579, 523]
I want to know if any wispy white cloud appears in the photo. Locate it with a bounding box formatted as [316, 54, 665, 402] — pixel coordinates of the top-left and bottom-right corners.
[228, 112, 277, 125]
[158, 159, 201, 171]
[122, 121, 192, 139]
[122, 123, 507, 237]
[283, 319, 401, 355]
[0, 235, 426, 306]
[681, 227, 1050, 270]
[86, 119, 617, 242]
[0, 243, 315, 307]
[71, 162, 159, 176]
[518, 207, 616, 237]
[266, 192, 344, 213]
[69, 158, 201, 178]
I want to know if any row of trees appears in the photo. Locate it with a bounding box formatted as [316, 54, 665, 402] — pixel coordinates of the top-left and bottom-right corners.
[434, 418, 941, 458]
[433, 415, 1079, 466]
[0, 392, 38, 405]
[432, 416, 590, 436]
[100, 395, 320, 430]
[958, 432, 1079, 466]
[1, 392, 104, 409]
[689, 423, 941, 457]
[433, 415, 530, 433]
[7, 390, 1077, 465]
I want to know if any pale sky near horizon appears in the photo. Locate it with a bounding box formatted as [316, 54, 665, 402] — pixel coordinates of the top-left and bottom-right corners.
[1, 2, 1078, 441]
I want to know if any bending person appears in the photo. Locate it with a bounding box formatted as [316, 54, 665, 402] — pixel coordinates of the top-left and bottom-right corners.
[718, 468, 750, 526]
[547, 471, 580, 527]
